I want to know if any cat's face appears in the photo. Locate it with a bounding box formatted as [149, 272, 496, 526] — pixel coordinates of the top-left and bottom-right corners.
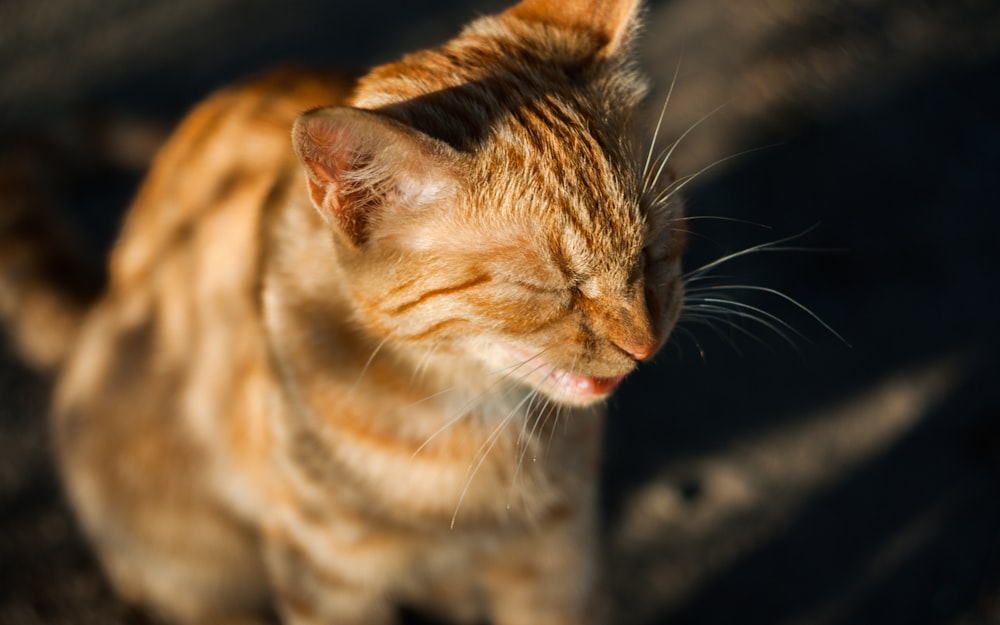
[406, 200, 683, 408]
[349, 184, 682, 408]
[294, 110, 684, 407]
[292, 0, 684, 406]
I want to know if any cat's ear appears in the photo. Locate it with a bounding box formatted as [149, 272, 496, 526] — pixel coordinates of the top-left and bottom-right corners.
[505, 0, 642, 60]
[292, 107, 459, 247]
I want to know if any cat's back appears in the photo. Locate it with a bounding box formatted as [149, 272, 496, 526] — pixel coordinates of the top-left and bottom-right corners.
[111, 68, 351, 289]
[52, 70, 353, 514]
[57, 69, 351, 379]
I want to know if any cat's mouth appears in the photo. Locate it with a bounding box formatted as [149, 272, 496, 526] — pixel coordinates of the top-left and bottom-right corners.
[503, 347, 627, 404]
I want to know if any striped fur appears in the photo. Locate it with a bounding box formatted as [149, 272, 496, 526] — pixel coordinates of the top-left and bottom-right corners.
[36, 1, 687, 624]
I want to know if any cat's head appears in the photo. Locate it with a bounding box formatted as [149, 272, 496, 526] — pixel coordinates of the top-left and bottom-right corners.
[292, 0, 685, 407]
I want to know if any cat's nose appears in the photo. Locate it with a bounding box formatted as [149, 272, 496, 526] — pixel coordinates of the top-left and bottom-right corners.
[614, 337, 657, 362]
[595, 290, 661, 362]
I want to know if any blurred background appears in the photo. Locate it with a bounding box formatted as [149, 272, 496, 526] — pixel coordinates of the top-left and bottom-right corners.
[2, 0, 999, 624]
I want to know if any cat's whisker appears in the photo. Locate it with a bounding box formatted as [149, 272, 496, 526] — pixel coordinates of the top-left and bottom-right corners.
[411, 356, 551, 458]
[679, 313, 758, 355]
[682, 246, 844, 281]
[515, 386, 544, 453]
[347, 334, 394, 398]
[681, 225, 822, 280]
[666, 334, 685, 360]
[451, 364, 551, 529]
[667, 214, 774, 229]
[513, 359, 559, 461]
[516, 362, 570, 477]
[681, 274, 738, 288]
[543, 354, 576, 454]
[408, 352, 542, 411]
[683, 304, 797, 353]
[509, 367, 566, 520]
[665, 224, 730, 248]
[451, 409, 517, 530]
[514, 398, 546, 484]
[686, 284, 850, 347]
[545, 401, 564, 454]
[686, 295, 810, 344]
[509, 392, 540, 511]
[672, 225, 848, 358]
[642, 58, 682, 183]
[672, 325, 708, 362]
[646, 102, 728, 194]
[507, 351, 571, 496]
[651, 143, 777, 210]
[409, 340, 444, 386]
[501, 348, 550, 404]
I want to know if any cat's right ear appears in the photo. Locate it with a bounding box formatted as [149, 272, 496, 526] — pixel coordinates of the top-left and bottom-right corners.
[505, 0, 642, 61]
[292, 107, 459, 247]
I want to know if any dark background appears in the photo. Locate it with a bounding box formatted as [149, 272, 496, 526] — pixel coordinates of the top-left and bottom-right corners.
[2, 1, 999, 624]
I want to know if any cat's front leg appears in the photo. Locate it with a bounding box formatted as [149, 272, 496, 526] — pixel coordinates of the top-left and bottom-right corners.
[262, 523, 400, 625]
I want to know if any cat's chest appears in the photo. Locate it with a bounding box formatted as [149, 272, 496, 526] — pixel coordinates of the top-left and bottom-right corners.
[270, 384, 596, 530]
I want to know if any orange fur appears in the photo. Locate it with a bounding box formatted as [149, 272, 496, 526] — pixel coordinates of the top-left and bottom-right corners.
[12, 1, 690, 624]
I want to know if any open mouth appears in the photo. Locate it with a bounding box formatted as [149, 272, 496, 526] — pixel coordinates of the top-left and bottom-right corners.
[504, 347, 627, 402]
[547, 369, 626, 399]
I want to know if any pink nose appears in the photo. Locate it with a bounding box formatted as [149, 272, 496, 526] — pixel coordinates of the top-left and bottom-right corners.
[616, 339, 656, 362]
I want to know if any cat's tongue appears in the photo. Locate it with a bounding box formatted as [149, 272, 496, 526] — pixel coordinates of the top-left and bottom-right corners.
[552, 370, 626, 398]
[506, 347, 625, 399]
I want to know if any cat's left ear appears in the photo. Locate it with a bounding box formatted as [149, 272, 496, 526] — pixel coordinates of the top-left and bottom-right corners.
[505, 0, 642, 61]
[292, 107, 461, 247]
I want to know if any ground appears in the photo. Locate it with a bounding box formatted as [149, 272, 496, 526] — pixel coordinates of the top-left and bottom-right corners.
[2, 1, 1000, 624]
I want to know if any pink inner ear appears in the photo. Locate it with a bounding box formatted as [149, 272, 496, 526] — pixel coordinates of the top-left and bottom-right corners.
[306, 157, 380, 245]
[299, 118, 355, 188]
[292, 107, 462, 248]
[303, 158, 343, 228]
[295, 113, 385, 245]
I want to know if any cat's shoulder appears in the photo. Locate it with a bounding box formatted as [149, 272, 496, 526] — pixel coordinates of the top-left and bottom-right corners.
[155, 67, 355, 165]
[110, 68, 353, 286]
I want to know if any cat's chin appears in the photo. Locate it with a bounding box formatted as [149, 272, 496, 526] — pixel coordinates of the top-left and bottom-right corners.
[500, 346, 627, 406]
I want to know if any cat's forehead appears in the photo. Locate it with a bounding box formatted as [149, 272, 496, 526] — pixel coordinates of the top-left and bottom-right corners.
[479, 101, 646, 270]
[461, 163, 644, 293]
[355, 13, 648, 161]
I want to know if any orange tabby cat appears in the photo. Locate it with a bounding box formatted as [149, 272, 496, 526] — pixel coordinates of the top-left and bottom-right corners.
[2, 1, 686, 623]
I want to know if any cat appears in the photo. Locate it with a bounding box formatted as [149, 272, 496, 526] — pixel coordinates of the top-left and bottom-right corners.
[0, 0, 686, 623]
